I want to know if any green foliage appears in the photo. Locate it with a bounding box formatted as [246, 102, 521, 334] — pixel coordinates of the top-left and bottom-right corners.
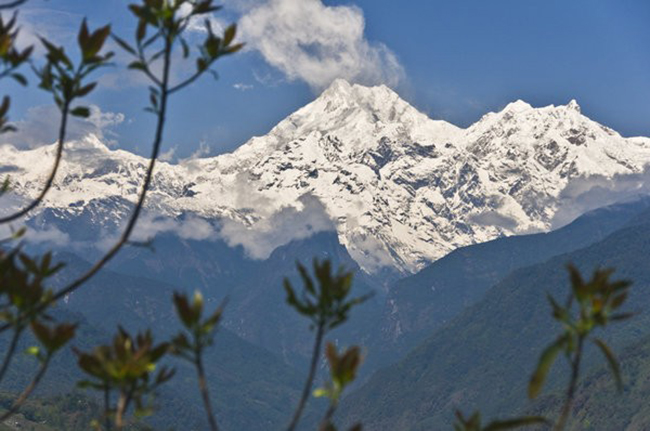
[170, 290, 223, 430]
[115, 0, 243, 115]
[29, 320, 76, 358]
[284, 259, 371, 331]
[0, 11, 32, 134]
[75, 328, 174, 426]
[35, 19, 111, 115]
[314, 343, 364, 431]
[529, 265, 632, 399]
[285, 259, 369, 431]
[171, 290, 223, 356]
[314, 343, 362, 404]
[0, 250, 63, 326]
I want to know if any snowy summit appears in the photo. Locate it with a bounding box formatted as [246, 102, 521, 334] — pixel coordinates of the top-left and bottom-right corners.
[3, 80, 650, 274]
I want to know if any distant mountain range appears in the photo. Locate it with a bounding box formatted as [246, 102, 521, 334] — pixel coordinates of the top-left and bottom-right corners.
[3, 80, 650, 275]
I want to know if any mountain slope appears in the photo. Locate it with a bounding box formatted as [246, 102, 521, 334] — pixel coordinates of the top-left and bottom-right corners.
[371, 198, 650, 367]
[3, 80, 650, 273]
[339, 208, 650, 430]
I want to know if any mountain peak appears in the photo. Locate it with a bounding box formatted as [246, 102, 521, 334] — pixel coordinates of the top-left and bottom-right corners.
[318, 78, 399, 107]
[323, 78, 353, 95]
[565, 99, 581, 113]
[503, 99, 532, 112]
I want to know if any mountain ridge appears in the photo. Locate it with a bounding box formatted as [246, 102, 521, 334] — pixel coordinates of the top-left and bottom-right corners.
[3, 79, 650, 274]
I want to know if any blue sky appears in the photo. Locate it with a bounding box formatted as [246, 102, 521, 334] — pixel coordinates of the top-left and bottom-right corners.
[4, 0, 650, 159]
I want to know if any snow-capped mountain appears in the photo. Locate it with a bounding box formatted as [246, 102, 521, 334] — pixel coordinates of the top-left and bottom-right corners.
[3, 79, 650, 273]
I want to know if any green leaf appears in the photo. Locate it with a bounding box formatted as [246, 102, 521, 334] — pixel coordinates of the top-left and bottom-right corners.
[71, 106, 91, 118]
[313, 388, 330, 398]
[593, 338, 623, 392]
[11, 73, 27, 86]
[76, 82, 97, 97]
[528, 336, 565, 399]
[25, 346, 40, 357]
[223, 24, 236, 45]
[112, 34, 136, 55]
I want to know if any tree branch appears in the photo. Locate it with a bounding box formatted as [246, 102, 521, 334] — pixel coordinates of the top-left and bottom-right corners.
[0, 326, 23, 386]
[168, 70, 203, 95]
[0, 0, 28, 10]
[0, 101, 70, 225]
[196, 348, 219, 431]
[0, 353, 51, 421]
[555, 335, 584, 431]
[287, 323, 325, 431]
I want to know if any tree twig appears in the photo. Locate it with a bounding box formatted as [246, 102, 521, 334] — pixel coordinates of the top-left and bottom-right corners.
[196, 348, 219, 431]
[287, 323, 325, 431]
[318, 402, 337, 431]
[104, 384, 112, 431]
[0, 101, 70, 225]
[0, 0, 28, 10]
[555, 335, 584, 431]
[0, 353, 51, 421]
[0, 326, 22, 386]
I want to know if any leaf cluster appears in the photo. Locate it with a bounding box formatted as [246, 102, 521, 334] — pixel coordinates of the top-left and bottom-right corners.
[171, 291, 223, 361]
[35, 19, 112, 117]
[528, 264, 632, 399]
[0, 12, 32, 134]
[29, 320, 76, 360]
[0, 249, 62, 325]
[284, 259, 371, 331]
[314, 343, 362, 403]
[0, 12, 32, 85]
[75, 327, 174, 417]
[115, 0, 243, 114]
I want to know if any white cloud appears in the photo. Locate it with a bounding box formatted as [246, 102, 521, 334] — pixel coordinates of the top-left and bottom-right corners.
[218, 194, 335, 259]
[2, 104, 125, 149]
[178, 3, 227, 35]
[238, 0, 404, 91]
[552, 169, 650, 228]
[0, 223, 70, 247]
[132, 214, 218, 242]
[159, 147, 177, 162]
[233, 82, 254, 91]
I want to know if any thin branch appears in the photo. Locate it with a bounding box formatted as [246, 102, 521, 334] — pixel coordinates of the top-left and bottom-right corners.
[318, 402, 337, 431]
[287, 323, 325, 431]
[555, 335, 584, 431]
[135, 37, 162, 87]
[0, 101, 70, 225]
[196, 348, 219, 431]
[0, 353, 51, 421]
[168, 70, 202, 95]
[114, 390, 128, 431]
[0, 0, 28, 10]
[104, 384, 112, 431]
[0, 326, 23, 386]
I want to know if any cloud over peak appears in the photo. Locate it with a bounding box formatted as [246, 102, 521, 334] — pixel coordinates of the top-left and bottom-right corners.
[239, 0, 404, 91]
